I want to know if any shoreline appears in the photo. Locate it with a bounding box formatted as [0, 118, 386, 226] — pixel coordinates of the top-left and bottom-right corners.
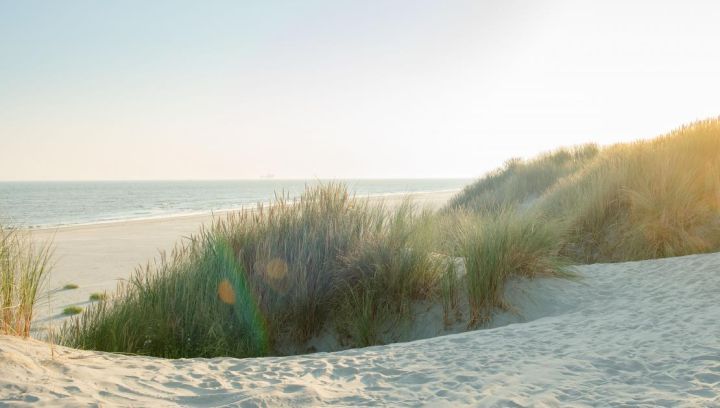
[24, 189, 461, 233]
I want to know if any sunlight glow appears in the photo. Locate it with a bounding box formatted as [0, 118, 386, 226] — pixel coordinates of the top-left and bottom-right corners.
[1, 1, 718, 180]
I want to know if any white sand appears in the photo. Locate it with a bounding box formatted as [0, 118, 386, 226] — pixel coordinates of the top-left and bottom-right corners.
[29, 190, 458, 329]
[2, 252, 719, 406]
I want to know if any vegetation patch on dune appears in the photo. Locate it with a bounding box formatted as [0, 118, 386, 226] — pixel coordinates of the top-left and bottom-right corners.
[59, 118, 720, 359]
[61, 185, 450, 357]
[88, 292, 107, 301]
[539, 120, 720, 261]
[447, 144, 600, 213]
[452, 118, 720, 263]
[62, 306, 83, 316]
[458, 211, 568, 326]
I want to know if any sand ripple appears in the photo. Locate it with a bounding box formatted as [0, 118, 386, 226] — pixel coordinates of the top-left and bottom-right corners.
[2, 252, 720, 406]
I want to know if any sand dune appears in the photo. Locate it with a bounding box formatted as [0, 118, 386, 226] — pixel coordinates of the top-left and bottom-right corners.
[3, 251, 719, 406]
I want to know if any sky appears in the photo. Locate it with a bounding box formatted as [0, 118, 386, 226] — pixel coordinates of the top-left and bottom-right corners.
[1, 0, 719, 181]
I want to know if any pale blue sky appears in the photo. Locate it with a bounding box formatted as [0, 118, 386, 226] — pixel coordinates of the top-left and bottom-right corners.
[1, 1, 719, 180]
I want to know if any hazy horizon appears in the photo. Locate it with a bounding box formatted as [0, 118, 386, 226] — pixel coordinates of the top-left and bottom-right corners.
[2, 1, 719, 181]
[0, 177, 472, 182]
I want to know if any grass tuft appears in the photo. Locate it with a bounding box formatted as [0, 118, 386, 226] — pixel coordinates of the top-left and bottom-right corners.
[333, 203, 445, 347]
[458, 210, 567, 327]
[88, 292, 107, 301]
[63, 306, 83, 316]
[0, 226, 52, 337]
[63, 283, 79, 290]
[62, 237, 268, 358]
[440, 259, 461, 328]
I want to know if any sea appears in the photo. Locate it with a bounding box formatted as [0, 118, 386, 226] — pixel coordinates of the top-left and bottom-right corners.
[0, 179, 470, 229]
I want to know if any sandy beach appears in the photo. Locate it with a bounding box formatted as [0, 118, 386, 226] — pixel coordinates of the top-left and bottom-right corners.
[3, 251, 719, 406]
[29, 190, 459, 329]
[4, 1, 720, 405]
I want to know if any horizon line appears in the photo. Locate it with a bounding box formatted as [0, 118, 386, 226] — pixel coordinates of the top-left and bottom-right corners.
[0, 177, 476, 183]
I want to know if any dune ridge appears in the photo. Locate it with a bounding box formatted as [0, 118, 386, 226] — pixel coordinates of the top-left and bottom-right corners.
[3, 251, 719, 406]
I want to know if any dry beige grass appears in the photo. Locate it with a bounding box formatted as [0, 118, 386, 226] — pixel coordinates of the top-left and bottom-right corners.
[0, 226, 52, 337]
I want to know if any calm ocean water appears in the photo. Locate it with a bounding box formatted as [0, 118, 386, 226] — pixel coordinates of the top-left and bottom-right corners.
[0, 179, 470, 228]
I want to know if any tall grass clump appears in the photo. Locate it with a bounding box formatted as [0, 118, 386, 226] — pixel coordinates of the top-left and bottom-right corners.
[0, 226, 52, 337]
[539, 118, 720, 262]
[448, 144, 599, 214]
[62, 236, 269, 358]
[440, 259, 461, 328]
[449, 118, 720, 263]
[217, 184, 389, 348]
[61, 184, 445, 357]
[458, 210, 566, 327]
[333, 203, 446, 346]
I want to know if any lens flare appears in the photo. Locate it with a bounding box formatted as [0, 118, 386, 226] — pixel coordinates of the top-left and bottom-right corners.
[265, 258, 289, 292]
[217, 279, 236, 304]
[216, 240, 269, 355]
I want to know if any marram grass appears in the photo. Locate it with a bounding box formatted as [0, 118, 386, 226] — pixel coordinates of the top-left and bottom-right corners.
[0, 226, 52, 337]
[59, 118, 720, 359]
[62, 236, 269, 358]
[448, 144, 600, 214]
[61, 184, 447, 357]
[451, 117, 720, 263]
[457, 210, 567, 326]
[538, 118, 720, 262]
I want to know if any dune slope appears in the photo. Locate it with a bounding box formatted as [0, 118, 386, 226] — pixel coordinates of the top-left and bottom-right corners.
[3, 252, 720, 406]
